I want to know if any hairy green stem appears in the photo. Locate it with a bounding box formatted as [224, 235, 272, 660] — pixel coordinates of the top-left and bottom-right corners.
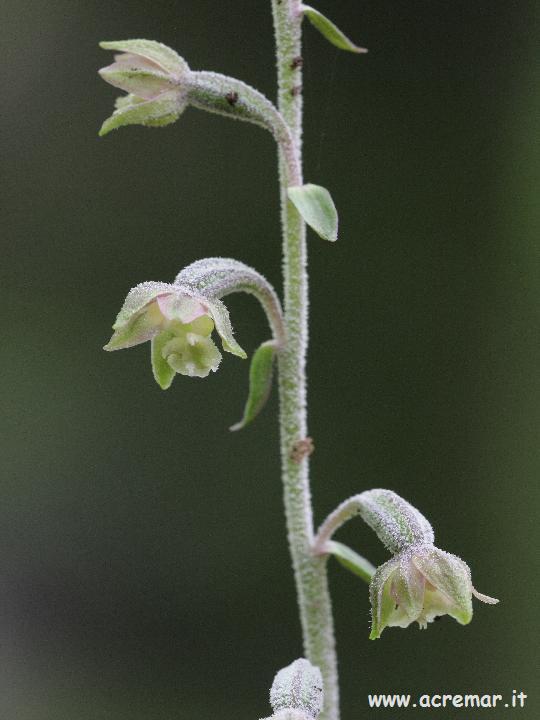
[271, 2, 339, 719]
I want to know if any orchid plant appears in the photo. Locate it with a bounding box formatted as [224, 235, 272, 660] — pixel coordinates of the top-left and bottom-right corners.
[98, 4, 498, 719]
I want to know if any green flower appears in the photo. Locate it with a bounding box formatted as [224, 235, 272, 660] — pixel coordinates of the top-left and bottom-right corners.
[98, 40, 191, 135]
[104, 281, 246, 388]
[369, 543, 498, 639]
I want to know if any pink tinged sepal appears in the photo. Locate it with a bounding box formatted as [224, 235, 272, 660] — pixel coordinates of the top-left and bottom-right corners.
[156, 293, 208, 324]
[99, 40, 189, 77]
[103, 281, 177, 351]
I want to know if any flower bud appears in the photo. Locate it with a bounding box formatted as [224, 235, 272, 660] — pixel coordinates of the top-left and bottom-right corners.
[270, 659, 323, 720]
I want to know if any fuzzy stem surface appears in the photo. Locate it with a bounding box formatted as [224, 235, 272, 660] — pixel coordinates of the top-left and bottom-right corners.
[271, 2, 339, 719]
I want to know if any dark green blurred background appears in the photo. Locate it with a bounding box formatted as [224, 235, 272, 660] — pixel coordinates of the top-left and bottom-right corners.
[2, 1, 538, 718]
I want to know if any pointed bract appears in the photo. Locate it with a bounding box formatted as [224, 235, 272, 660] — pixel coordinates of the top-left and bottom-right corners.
[230, 340, 276, 431]
[326, 540, 376, 584]
[301, 5, 368, 54]
[287, 184, 338, 242]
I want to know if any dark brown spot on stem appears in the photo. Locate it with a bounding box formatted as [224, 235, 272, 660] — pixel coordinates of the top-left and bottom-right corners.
[225, 91, 239, 106]
[290, 437, 314, 463]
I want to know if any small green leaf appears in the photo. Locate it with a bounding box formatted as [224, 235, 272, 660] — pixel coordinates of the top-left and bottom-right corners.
[230, 340, 276, 431]
[327, 540, 376, 584]
[287, 184, 338, 242]
[301, 5, 367, 54]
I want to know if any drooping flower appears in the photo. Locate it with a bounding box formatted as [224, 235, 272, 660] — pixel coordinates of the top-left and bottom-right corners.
[98, 40, 191, 135]
[369, 542, 498, 639]
[104, 281, 246, 388]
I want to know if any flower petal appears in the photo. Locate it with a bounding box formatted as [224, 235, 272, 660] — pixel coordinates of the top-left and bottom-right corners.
[112, 52, 165, 72]
[99, 62, 177, 99]
[157, 293, 208, 324]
